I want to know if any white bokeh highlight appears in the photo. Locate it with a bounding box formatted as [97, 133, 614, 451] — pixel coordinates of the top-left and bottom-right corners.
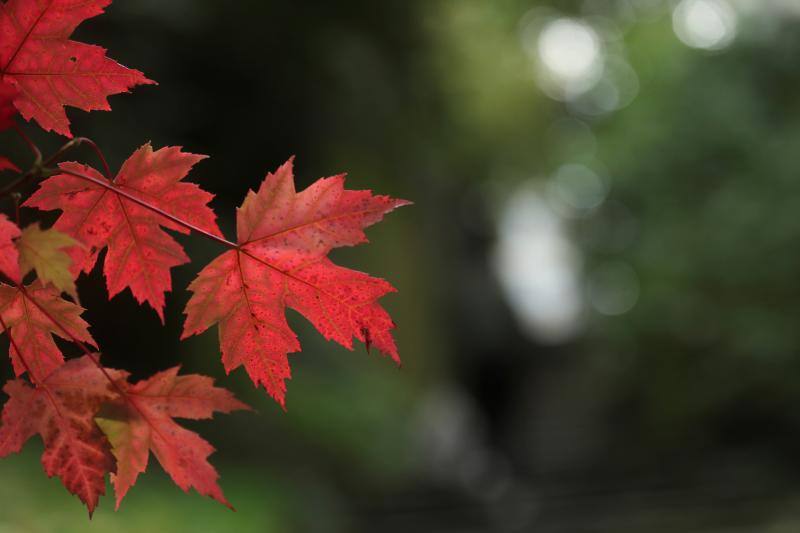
[533, 18, 604, 100]
[673, 0, 738, 50]
[493, 186, 583, 344]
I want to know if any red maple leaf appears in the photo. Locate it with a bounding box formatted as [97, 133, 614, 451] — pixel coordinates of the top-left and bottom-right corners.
[0, 0, 154, 137]
[0, 214, 20, 283]
[96, 368, 251, 509]
[0, 356, 123, 515]
[182, 158, 409, 406]
[0, 281, 97, 383]
[25, 144, 223, 321]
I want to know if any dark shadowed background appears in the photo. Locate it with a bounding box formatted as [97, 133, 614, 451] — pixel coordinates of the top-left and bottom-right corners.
[3, 0, 800, 531]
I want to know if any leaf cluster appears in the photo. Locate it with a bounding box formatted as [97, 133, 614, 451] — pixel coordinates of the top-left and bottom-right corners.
[0, 0, 407, 514]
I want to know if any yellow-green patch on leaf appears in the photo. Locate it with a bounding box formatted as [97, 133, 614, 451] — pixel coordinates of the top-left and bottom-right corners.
[17, 224, 79, 299]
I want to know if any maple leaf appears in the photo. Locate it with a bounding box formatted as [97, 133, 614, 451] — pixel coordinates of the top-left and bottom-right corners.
[96, 367, 250, 509]
[0, 0, 154, 137]
[17, 223, 79, 299]
[182, 158, 409, 407]
[0, 281, 96, 382]
[0, 213, 20, 283]
[0, 356, 124, 515]
[25, 143, 223, 321]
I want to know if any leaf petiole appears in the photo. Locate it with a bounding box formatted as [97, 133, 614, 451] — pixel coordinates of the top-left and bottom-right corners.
[54, 166, 239, 250]
[44, 137, 112, 180]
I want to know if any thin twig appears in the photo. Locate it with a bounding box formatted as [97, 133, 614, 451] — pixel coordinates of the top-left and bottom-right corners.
[11, 192, 20, 224]
[12, 123, 41, 164]
[44, 137, 112, 180]
[0, 171, 35, 199]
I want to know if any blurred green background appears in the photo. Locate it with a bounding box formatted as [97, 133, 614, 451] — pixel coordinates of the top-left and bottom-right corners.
[4, 0, 800, 531]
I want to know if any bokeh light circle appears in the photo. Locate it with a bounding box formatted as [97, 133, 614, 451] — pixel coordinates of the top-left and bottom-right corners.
[672, 0, 738, 51]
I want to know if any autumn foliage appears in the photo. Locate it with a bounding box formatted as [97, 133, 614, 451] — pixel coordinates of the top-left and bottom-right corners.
[0, 0, 406, 515]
